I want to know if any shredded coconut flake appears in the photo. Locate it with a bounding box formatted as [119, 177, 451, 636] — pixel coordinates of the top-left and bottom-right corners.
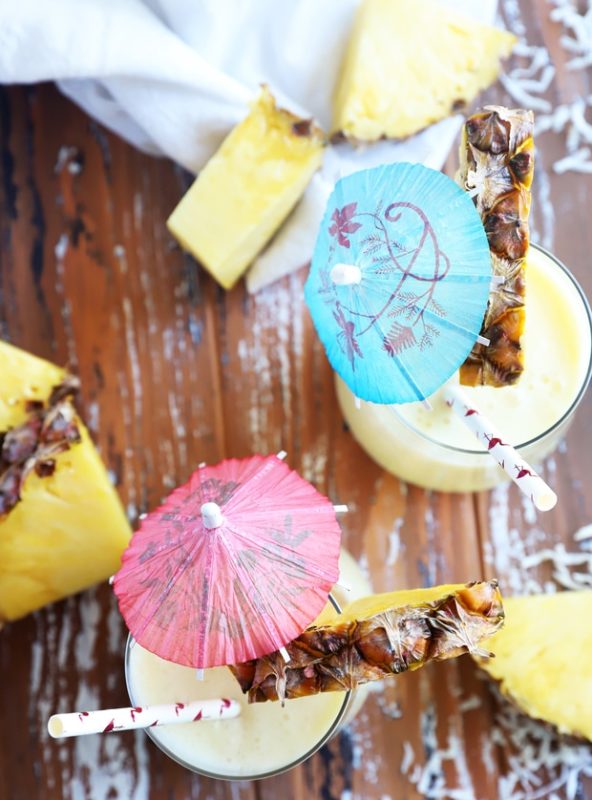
[499, 41, 554, 112]
[458, 694, 482, 713]
[537, 95, 592, 173]
[400, 706, 476, 800]
[401, 741, 415, 776]
[401, 685, 592, 800]
[520, 540, 592, 589]
[54, 146, 83, 175]
[574, 524, 592, 542]
[499, 0, 592, 173]
[554, 147, 592, 173]
[548, 0, 592, 71]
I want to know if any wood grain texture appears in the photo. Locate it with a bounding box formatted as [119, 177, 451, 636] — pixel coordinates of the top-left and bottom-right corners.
[1, 1, 592, 797]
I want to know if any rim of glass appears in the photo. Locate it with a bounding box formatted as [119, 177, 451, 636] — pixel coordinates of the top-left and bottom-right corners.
[388, 244, 592, 456]
[124, 593, 351, 781]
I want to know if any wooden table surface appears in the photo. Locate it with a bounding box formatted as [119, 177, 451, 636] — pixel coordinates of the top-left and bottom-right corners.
[1, 2, 592, 798]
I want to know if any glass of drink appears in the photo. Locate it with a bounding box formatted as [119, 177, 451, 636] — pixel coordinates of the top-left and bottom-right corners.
[125, 549, 371, 780]
[337, 245, 592, 492]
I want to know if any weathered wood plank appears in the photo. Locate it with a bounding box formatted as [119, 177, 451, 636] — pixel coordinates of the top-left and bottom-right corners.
[0, 84, 257, 800]
[1, 0, 592, 794]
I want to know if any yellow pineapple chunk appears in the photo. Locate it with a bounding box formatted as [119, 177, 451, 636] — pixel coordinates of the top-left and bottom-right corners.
[478, 592, 592, 740]
[167, 86, 325, 290]
[332, 0, 516, 142]
[0, 341, 131, 623]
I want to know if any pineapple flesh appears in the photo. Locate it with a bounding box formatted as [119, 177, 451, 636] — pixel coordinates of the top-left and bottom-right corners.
[332, 0, 516, 142]
[231, 581, 504, 703]
[167, 86, 325, 290]
[0, 341, 131, 624]
[478, 591, 592, 741]
[458, 106, 535, 386]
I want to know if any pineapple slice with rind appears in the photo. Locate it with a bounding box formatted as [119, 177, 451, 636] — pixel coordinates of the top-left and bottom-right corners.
[167, 86, 325, 290]
[458, 106, 535, 386]
[231, 581, 503, 703]
[327, 582, 490, 623]
[332, 0, 515, 142]
[478, 591, 592, 741]
[0, 341, 131, 623]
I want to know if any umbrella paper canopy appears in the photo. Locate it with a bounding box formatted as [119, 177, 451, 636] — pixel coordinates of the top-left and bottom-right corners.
[113, 455, 342, 668]
[304, 163, 492, 404]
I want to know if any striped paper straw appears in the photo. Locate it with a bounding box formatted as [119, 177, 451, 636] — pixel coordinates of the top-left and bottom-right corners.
[443, 384, 557, 512]
[48, 697, 240, 739]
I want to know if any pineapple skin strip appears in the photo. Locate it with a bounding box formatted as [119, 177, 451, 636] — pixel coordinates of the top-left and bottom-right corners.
[230, 581, 503, 703]
[458, 106, 535, 387]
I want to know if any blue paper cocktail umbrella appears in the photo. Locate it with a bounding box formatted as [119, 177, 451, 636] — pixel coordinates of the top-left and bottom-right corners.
[304, 163, 492, 404]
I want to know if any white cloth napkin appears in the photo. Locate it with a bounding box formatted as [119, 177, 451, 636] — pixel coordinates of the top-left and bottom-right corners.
[0, 0, 498, 291]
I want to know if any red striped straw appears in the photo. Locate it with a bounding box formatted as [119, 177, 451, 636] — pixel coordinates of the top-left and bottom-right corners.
[48, 697, 240, 739]
[443, 384, 557, 512]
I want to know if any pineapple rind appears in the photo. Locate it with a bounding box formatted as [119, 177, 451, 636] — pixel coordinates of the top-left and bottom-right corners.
[458, 106, 534, 386]
[478, 592, 592, 741]
[231, 581, 504, 702]
[332, 0, 516, 141]
[0, 342, 131, 622]
[167, 86, 325, 289]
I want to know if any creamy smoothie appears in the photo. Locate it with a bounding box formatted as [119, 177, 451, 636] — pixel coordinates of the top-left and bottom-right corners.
[126, 549, 372, 779]
[337, 245, 592, 492]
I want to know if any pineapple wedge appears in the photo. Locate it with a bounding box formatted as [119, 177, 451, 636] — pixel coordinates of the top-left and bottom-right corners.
[0, 341, 131, 624]
[478, 591, 592, 740]
[231, 581, 504, 703]
[167, 86, 325, 290]
[332, 0, 516, 142]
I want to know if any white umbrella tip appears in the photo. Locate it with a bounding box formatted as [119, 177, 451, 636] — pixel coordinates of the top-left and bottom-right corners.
[331, 263, 362, 286]
[201, 502, 224, 529]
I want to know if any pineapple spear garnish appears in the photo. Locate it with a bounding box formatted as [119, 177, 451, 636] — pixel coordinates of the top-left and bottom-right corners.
[458, 106, 535, 386]
[0, 341, 131, 624]
[230, 581, 504, 704]
[477, 591, 592, 741]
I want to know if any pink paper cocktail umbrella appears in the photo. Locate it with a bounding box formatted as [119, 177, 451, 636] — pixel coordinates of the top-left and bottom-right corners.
[113, 455, 342, 668]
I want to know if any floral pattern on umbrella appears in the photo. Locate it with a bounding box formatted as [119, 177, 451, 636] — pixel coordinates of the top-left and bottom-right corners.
[305, 163, 493, 405]
[326, 200, 452, 365]
[113, 455, 342, 668]
[328, 202, 363, 248]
